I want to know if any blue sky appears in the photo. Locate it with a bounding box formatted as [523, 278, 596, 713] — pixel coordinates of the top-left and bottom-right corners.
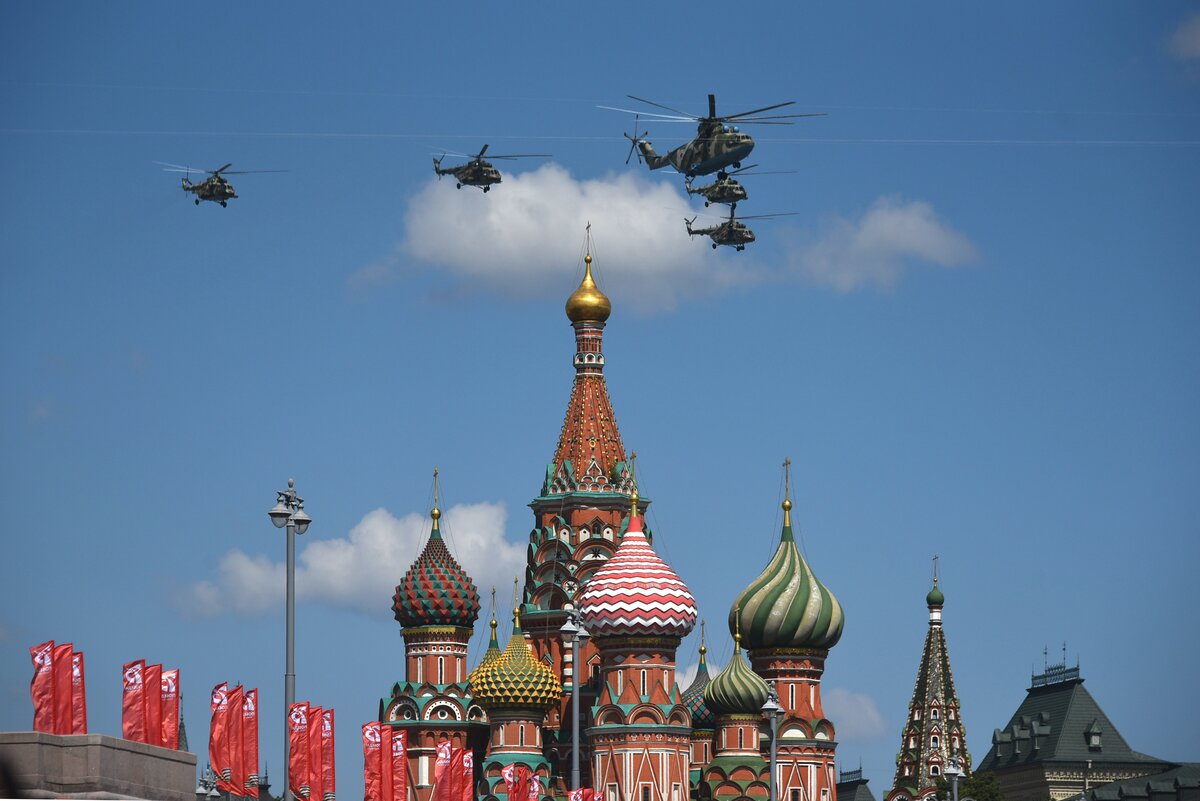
[2, 2, 1198, 799]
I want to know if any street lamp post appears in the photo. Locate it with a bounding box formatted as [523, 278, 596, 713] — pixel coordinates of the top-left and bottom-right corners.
[559, 606, 591, 793]
[761, 682, 783, 801]
[944, 752, 964, 801]
[269, 478, 311, 801]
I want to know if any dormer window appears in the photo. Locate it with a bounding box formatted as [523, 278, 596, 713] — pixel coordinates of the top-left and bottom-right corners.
[1085, 720, 1102, 750]
[931, 735, 940, 749]
[931, 708, 939, 721]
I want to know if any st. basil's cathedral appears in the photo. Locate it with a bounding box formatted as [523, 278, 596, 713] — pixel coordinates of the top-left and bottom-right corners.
[379, 250, 846, 801]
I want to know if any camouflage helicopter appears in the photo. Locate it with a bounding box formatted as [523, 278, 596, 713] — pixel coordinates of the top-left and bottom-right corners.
[685, 209, 798, 251]
[155, 162, 285, 207]
[604, 94, 821, 178]
[432, 144, 550, 192]
[684, 165, 797, 211]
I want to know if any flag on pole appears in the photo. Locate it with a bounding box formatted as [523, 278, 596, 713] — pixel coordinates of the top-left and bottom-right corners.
[143, 664, 162, 746]
[209, 683, 231, 793]
[71, 650, 88, 735]
[52, 643, 73, 735]
[433, 741, 452, 801]
[29, 641, 56, 733]
[227, 686, 246, 797]
[527, 774, 543, 801]
[567, 789, 595, 801]
[362, 722, 382, 801]
[288, 702, 311, 800]
[321, 708, 336, 801]
[502, 765, 529, 801]
[121, 660, 147, 743]
[308, 705, 324, 801]
[243, 688, 259, 798]
[161, 669, 180, 750]
[388, 727, 407, 801]
[448, 749, 472, 801]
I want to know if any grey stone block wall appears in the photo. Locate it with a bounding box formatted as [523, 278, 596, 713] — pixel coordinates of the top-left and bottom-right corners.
[0, 730, 198, 801]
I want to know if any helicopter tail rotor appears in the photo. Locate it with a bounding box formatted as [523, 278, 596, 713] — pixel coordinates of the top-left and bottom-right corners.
[433, 155, 444, 177]
[624, 114, 649, 165]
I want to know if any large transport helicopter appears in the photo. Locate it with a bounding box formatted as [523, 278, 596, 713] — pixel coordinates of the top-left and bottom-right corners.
[155, 162, 285, 207]
[605, 94, 821, 178]
[685, 209, 798, 251]
[432, 144, 550, 192]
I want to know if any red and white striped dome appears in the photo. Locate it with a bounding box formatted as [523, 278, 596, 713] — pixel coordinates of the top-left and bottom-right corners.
[578, 515, 698, 638]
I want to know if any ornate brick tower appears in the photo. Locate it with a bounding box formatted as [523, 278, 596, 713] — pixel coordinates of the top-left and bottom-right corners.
[578, 493, 698, 801]
[885, 561, 970, 801]
[521, 245, 642, 780]
[469, 609, 563, 801]
[382, 491, 488, 800]
[699, 622, 771, 801]
[682, 626, 716, 793]
[730, 475, 844, 801]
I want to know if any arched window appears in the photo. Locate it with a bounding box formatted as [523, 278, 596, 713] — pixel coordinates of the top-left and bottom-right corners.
[438, 656, 445, 685]
[931, 735, 940, 749]
[519, 725, 526, 746]
[931, 708, 939, 721]
[640, 670, 648, 695]
[930, 766, 940, 777]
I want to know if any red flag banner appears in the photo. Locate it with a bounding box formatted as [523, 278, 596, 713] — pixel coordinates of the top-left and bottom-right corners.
[209, 683, 230, 793]
[71, 651, 88, 734]
[308, 705, 324, 801]
[29, 641, 55, 733]
[502, 765, 530, 801]
[243, 688, 259, 798]
[389, 728, 408, 801]
[433, 741, 452, 801]
[448, 748, 472, 801]
[121, 660, 147, 743]
[143, 664, 162, 746]
[527, 774, 542, 801]
[321, 708, 336, 801]
[567, 789, 595, 801]
[288, 702, 311, 800]
[227, 686, 245, 796]
[362, 722, 382, 801]
[161, 669, 180, 750]
[52, 644, 73, 735]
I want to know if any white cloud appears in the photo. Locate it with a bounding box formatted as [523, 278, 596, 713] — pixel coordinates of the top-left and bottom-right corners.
[822, 687, 887, 741]
[787, 197, 976, 292]
[1169, 13, 1200, 61]
[398, 164, 753, 312]
[181, 502, 524, 617]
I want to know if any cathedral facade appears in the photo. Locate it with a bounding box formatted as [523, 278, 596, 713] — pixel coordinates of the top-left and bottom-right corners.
[378, 251, 846, 801]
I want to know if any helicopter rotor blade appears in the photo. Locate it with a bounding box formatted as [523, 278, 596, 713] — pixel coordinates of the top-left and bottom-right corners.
[484, 154, 552, 161]
[210, 163, 234, 175]
[626, 95, 698, 119]
[154, 161, 205, 173]
[599, 104, 694, 122]
[720, 100, 797, 120]
[476, 144, 490, 159]
[219, 169, 289, 175]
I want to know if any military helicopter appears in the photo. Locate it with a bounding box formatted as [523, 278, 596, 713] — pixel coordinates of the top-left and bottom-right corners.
[432, 144, 551, 192]
[685, 209, 798, 251]
[684, 164, 798, 211]
[604, 94, 821, 178]
[155, 162, 285, 207]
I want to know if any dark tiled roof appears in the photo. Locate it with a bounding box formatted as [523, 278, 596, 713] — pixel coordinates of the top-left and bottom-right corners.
[838, 775, 879, 801]
[978, 677, 1170, 771]
[1087, 764, 1200, 801]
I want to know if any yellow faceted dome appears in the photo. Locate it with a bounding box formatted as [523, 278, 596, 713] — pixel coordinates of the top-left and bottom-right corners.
[468, 610, 562, 711]
[565, 254, 611, 323]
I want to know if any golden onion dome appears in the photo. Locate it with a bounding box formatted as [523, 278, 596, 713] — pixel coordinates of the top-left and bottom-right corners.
[468, 609, 562, 711]
[565, 254, 611, 324]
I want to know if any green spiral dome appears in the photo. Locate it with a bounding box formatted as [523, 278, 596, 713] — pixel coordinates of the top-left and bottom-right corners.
[704, 637, 770, 716]
[730, 500, 843, 651]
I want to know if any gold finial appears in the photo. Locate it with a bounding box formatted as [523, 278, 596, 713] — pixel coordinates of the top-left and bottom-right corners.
[932, 555, 940, 587]
[566, 224, 611, 324]
[732, 605, 742, 649]
[431, 467, 442, 528]
[699, 619, 707, 656]
[490, 586, 497, 625]
[629, 450, 639, 518]
[512, 576, 520, 609]
[782, 457, 793, 527]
